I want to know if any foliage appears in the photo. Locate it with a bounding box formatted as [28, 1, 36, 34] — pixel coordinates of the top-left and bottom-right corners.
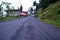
[0, 4, 2, 11]
[20, 5, 23, 11]
[0, 2, 6, 16]
[0, 2, 14, 14]
[30, 7, 33, 11]
[36, 0, 59, 11]
[0, 2, 4, 12]
[33, 1, 36, 6]
[36, 3, 40, 11]
[39, 1, 60, 20]
[37, 1, 60, 27]
[0, 16, 16, 22]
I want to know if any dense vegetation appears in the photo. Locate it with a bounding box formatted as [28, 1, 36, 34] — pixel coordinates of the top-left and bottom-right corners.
[0, 2, 16, 22]
[36, 0, 60, 27]
[36, 0, 59, 11]
[0, 16, 16, 22]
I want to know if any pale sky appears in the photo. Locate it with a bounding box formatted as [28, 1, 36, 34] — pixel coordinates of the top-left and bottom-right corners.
[0, 0, 39, 11]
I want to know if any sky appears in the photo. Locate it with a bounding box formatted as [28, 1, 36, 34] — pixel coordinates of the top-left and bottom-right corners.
[0, 0, 39, 11]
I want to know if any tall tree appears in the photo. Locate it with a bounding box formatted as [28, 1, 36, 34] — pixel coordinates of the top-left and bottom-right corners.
[0, 2, 6, 16]
[36, 3, 40, 11]
[30, 7, 33, 14]
[2, 2, 11, 10]
[4, 2, 15, 16]
[31, 7, 33, 11]
[0, 4, 2, 12]
[20, 5, 23, 11]
[0, 3, 3, 16]
[33, 1, 36, 6]
[5, 2, 11, 10]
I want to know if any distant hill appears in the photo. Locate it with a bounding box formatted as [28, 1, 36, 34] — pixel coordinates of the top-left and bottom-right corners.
[36, 1, 60, 27]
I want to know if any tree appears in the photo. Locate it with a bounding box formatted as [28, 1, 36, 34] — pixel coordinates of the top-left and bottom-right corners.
[5, 2, 11, 16]
[31, 7, 33, 11]
[20, 5, 23, 11]
[2, 2, 11, 10]
[33, 1, 36, 6]
[0, 3, 3, 16]
[4, 2, 15, 16]
[36, 3, 40, 11]
[0, 2, 6, 16]
[36, 0, 59, 10]
[40, 0, 50, 9]
[5, 2, 11, 9]
[0, 4, 2, 12]
[0, 2, 15, 17]
[30, 7, 33, 15]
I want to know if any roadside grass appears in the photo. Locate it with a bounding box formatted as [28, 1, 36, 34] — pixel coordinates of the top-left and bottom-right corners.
[38, 18, 60, 28]
[0, 16, 16, 22]
[37, 1, 60, 28]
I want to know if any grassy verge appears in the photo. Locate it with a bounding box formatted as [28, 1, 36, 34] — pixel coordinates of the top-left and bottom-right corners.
[0, 16, 16, 22]
[37, 1, 60, 28]
[38, 18, 60, 27]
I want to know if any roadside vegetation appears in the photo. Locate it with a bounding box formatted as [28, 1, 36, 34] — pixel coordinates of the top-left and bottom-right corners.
[35, 0, 60, 27]
[0, 1, 20, 22]
[0, 16, 16, 22]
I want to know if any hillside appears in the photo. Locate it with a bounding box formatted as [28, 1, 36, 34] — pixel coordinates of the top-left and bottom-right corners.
[37, 1, 60, 27]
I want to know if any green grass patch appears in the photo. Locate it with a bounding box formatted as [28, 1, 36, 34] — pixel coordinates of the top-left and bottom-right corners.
[0, 16, 16, 22]
[38, 18, 60, 28]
